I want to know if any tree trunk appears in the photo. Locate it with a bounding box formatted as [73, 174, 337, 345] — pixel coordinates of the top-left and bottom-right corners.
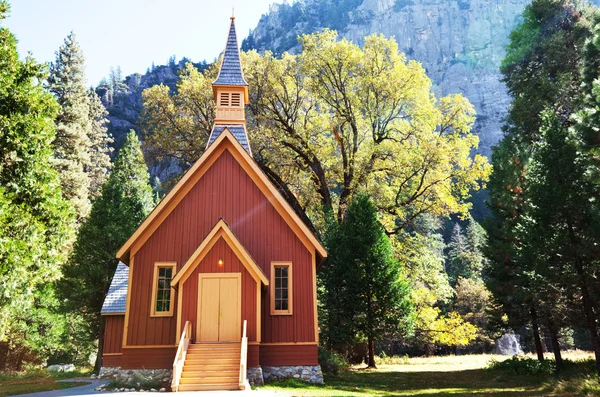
[531, 308, 545, 361]
[94, 316, 106, 374]
[367, 337, 376, 369]
[547, 319, 563, 368]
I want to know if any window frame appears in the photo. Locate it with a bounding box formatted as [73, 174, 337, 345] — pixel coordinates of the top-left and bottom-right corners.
[270, 261, 293, 316]
[150, 262, 177, 317]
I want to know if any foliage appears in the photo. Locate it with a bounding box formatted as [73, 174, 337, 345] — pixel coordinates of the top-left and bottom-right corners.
[320, 194, 414, 367]
[245, 31, 490, 230]
[47, 32, 112, 222]
[140, 63, 217, 173]
[61, 130, 154, 371]
[0, 0, 74, 369]
[487, 356, 556, 376]
[318, 346, 349, 375]
[453, 277, 493, 339]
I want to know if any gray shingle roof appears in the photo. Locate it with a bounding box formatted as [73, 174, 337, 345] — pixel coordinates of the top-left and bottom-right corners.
[208, 124, 251, 154]
[101, 262, 128, 314]
[213, 18, 248, 86]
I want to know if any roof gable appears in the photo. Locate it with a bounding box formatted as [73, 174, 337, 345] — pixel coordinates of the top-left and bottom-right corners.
[116, 129, 326, 263]
[171, 219, 268, 287]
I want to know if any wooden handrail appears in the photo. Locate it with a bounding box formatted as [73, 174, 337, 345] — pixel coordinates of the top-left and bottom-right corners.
[171, 321, 191, 392]
[239, 320, 248, 389]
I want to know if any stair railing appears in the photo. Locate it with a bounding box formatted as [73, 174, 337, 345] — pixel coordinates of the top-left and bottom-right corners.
[239, 320, 248, 389]
[172, 321, 192, 392]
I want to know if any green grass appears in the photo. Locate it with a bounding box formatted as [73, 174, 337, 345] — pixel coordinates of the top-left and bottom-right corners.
[0, 368, 92, 397]
[262, 352, 600, 397]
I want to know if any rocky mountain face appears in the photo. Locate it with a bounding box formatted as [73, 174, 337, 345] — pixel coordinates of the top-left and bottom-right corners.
[241, 0, 596, 155]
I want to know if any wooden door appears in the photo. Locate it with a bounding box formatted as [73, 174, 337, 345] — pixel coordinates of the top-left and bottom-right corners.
[197, 273, 241, 342]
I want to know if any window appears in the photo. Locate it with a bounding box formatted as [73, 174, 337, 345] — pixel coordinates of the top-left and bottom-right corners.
[270, 262, 292, 315]
[151, 262, 176, 317]
[220, 92, 230, 106]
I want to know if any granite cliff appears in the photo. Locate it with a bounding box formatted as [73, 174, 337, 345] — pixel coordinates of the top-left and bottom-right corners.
[242, 0, 598, 154]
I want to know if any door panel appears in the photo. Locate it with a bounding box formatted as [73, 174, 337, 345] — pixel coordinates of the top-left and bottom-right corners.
[219, 278, 240, 342]
[198, 278, 220, 342]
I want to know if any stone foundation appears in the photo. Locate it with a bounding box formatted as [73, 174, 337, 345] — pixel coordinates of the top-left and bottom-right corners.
[98, 368, 172, 389]
[247, 366, 264, 386]
[263, 365, 324, 384]
[98, 366, 120, 378]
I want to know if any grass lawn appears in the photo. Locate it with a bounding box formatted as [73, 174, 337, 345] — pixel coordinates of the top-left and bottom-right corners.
[0, 369, 92, 397]
[262, 352, 597, 396]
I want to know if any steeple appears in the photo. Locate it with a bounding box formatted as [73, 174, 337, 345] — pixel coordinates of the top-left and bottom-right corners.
[206, 16, 252, 155]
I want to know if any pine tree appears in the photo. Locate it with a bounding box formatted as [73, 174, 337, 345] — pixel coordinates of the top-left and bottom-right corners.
[86, 90, 112, 198]
[47, 31, 111, 221]
[61, 130, 154, 372]
[446, 217, 486, 284]
[322, 194, 414, 368]
[0, 0, 74, 367]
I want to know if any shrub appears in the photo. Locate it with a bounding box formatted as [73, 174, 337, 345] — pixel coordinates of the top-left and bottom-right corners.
[318, 347, 348, 375]
[486, 356, 556, 375]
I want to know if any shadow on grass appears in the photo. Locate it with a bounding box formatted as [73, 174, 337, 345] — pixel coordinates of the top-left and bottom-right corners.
[267, 368, 553, 397]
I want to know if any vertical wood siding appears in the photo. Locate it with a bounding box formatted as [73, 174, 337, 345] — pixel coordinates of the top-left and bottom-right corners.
[260, 345, 318, 366]
[126, 149, 315, 348]
[103, 315, 124, 354]
[121, 348, 177, 369]
[180, 238, 257, 342]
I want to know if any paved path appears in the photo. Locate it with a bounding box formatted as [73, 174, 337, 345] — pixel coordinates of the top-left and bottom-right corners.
[14, 380, 288, 397]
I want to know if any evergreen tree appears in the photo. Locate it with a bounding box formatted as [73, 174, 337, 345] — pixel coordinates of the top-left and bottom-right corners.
[86, 90, 112, 198]
[526, 111, 600, 374]
[0, 0, 74, 368]
[322, 194, 414, 368]
[485, 0, 596, 364]
[446, 217, 486, 284]
[47, 32, 111, 221]
[62, 130, 154, 372]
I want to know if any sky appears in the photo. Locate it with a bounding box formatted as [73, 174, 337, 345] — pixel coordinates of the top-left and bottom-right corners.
[5, 0, 281, 86]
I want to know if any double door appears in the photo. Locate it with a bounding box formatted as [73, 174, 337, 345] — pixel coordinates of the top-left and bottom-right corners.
[196, 273, 241, 342]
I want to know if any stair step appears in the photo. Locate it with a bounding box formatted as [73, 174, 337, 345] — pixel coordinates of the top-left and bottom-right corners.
[178, 383, 240, 391]
[185, 358, 238, 364]
[180, 375, 239, 383]
[181, 370, 238, 378]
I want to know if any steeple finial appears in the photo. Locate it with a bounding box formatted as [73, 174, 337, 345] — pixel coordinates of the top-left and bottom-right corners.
[231, 7, 235, 19]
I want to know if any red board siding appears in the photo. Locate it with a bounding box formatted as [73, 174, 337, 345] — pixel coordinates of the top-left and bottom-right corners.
[248, 344, 259, 367]
[260, 345, 318, 366]
[127, 148, 316, 349]
[103, 315, 124, 354]
[102, 354, 122, 367]
[121, 348, 177, 369]
[180, 237, 258, 341]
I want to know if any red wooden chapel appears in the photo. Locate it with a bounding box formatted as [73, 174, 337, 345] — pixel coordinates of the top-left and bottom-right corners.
[100, 15, 326, 391]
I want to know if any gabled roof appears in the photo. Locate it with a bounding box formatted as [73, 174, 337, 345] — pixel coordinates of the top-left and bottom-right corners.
[116, 128, 327, 264]
[171, 219, 268, 287]
[101, 262, 128, 315]
[213, 17, 248, 87]
[208, 124, 251, 155]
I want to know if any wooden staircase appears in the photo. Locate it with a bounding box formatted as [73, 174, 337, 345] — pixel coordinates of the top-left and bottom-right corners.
[178, 343, 241, 391]
[172, 321, 249, 392]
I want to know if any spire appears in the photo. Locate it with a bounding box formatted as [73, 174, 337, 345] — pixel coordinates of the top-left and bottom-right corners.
[207, 16, 252, 156]
[213, 16, 248, 88]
